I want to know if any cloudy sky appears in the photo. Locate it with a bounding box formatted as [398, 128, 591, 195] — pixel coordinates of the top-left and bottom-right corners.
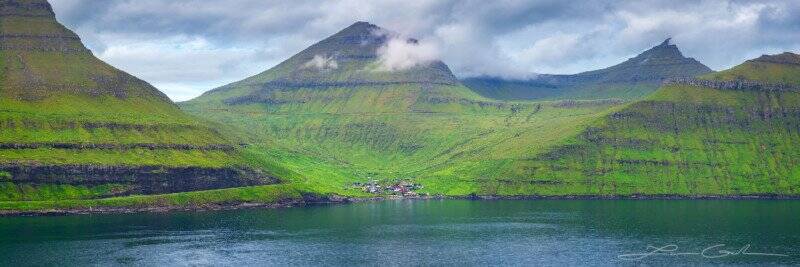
[49, 0, 800, 101]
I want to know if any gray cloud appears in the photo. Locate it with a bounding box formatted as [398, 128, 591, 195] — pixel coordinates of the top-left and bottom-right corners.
[49, 0, 800, 101]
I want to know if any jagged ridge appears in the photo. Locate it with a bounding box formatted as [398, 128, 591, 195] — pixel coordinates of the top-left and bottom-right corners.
[463, 38, 713, 101]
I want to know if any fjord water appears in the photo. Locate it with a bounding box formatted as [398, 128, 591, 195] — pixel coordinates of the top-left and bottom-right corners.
[0, 200, 798, 266]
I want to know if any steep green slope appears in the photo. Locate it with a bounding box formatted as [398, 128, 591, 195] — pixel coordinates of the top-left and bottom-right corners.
[0, 0, 276, 202]
[188, 22, 486, 112]
[185, 100, 622, 196]
[183, 22, 623, 197]
[496, 53, 800, 196]
[701, 52, 800, 85]
[464, 39, 713, 101]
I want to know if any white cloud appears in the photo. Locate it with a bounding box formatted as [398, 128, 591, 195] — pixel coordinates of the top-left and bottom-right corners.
[94, 35, 272, 101]
[377, 37, 440, 71]
[515, 33, 581, 69]
[48, 0, 800, 100]
[430, 22, 524, 78]
[302, 55, 339, 70]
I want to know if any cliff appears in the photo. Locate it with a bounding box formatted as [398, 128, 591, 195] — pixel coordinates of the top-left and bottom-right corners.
[0, 0, 276, 202]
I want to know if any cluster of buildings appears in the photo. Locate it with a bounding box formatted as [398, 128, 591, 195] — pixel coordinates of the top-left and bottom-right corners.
[351, 180, 423, 196]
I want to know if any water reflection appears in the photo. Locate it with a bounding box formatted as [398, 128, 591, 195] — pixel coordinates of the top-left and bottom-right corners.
[0, 200, 798, 265]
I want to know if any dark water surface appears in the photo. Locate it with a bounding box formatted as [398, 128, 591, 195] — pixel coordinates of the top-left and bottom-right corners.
[0, 200, 798, 266]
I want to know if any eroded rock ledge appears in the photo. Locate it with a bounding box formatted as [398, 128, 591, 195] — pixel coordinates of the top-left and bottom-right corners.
[0, 143, 235, 151]
[664, 78, 800, 92]
[224, 80, 458, 105]
[0, 164, 278, 195]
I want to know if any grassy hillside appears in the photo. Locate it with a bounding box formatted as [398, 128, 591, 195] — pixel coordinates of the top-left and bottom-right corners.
[700, 52, 800, 85]
[498, 53, 800, 196]
[0, 0, 276, 203]
[185, 25, 799, 199]
[184, 97, 622, 196]
[4, 4, 796, 213]
[183, 22, 625, 198]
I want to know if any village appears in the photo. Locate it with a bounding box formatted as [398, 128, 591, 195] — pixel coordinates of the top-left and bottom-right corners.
[350, 180, 424, 197]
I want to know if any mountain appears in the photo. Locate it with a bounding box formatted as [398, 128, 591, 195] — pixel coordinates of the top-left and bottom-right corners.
[5, 4, 791, 213]
[0, 0, 276, 204]
[701, 52, 800, 85]
[182, 22, 623, 197]
[463, 38, 713, 100]
[188, 21, 482, 113]
[482, 52, 800, 196]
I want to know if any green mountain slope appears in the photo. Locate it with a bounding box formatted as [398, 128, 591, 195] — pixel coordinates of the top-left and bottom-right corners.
[496, 52, 800, 196]
[464, 39, 713, 101]
[188, 21, 485, 113]
[701, 52, 800, 85]
[0, 0, 276, 202]
[182, 22, 623, 196]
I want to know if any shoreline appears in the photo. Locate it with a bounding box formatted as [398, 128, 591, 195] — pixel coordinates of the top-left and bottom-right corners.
[2, 193, 800, 217]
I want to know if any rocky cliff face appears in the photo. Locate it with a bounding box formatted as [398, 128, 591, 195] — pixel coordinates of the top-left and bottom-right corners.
[664, 78, 800, 92]
[1, 164, 277, 196]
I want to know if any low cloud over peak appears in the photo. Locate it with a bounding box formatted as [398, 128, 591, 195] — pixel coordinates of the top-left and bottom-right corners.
[377, 36, 440, 71]
[49, 0, 800, 101]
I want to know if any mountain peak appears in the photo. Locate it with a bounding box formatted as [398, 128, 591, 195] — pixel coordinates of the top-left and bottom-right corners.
[0, 0, 86, 52]
[234, 21, 457, 85]
[342, 21, 380, 33]
[0, 0, 172, 103]
[195, 21, 463, 103]
[462, 38, 713, 101]
[331, 21, 383, 40]
[637, 38, 684, 60]
[565, 38, 711, 84]
[0, 0, 55, 18]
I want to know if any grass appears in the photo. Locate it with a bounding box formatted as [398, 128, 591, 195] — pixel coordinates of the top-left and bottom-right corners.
[514, 84, 800, 196]
[0, 37, 245, 167]
[0, 8, 448, 211]
[700, 60, 800, 86]
[181, 55, 800, 199]
[0, 184, 303, 212]
[0, 16, 271, 206]
[0, 149, 242, 167]
[0, 183, 130, 201]
[4, 12, 799, 212]
[182, 83, 623, 197]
